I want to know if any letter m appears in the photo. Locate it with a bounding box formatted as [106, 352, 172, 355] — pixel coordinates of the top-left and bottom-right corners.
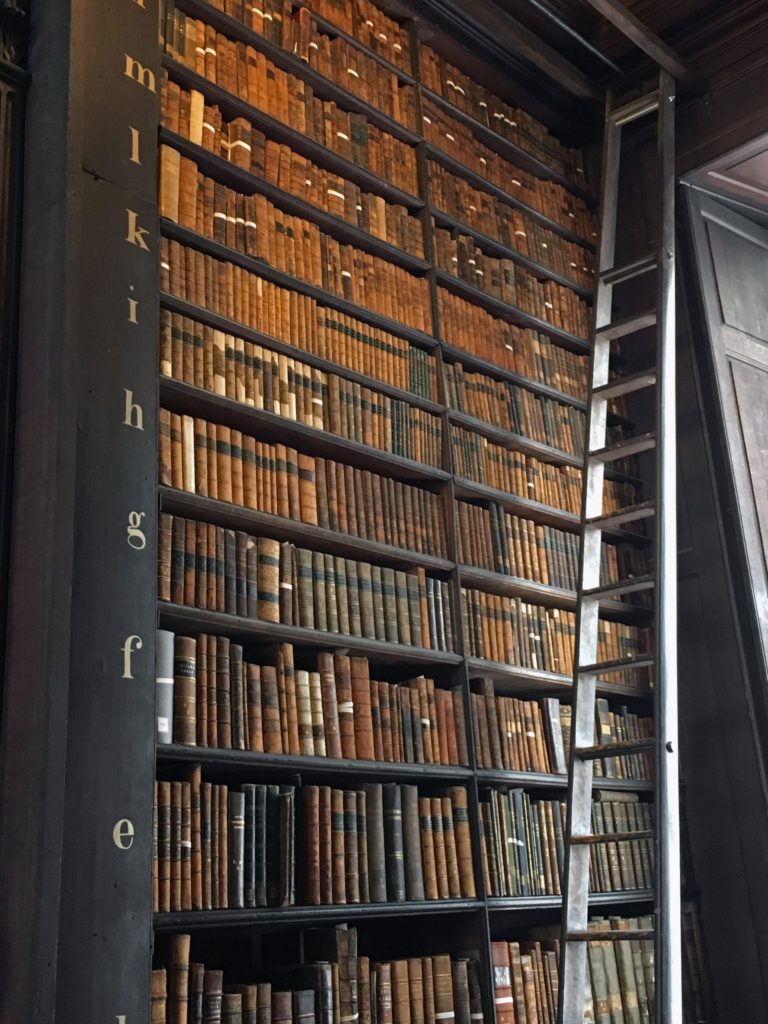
[124, 53, 156, 93]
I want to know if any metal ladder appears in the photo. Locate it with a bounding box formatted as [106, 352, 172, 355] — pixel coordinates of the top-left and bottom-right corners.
[557, 70, 681, 1024]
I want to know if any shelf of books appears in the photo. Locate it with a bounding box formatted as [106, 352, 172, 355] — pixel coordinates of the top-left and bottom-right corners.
[150, 2, 710, 1022]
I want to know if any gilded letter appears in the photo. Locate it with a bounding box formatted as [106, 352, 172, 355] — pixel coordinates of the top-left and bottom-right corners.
[112, 819, 135, 850]
[121, 634, 143, 679]
[123, 54, 156, 92]
[126, 209, 151, 251]
[127, 511, 147, 550]
[129, 126, 141, 164]
[123, 389, 144, 431]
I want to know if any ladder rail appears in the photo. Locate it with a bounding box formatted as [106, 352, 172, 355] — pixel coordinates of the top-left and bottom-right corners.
[654, 68, 682, 1024]
[557, 71, 681, 1024]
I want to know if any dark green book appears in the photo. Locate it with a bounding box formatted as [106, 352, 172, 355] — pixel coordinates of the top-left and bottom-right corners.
[383, 784, 406, 902]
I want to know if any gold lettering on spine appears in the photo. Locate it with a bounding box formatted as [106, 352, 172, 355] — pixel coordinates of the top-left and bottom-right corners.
[127, 291, 139, 324]
[121, 635, 143, 679]
[129, 126, 141, 165]
[123, 54, 156, 92]
[127, 511, 147, 550]
[126, 209, 151, 251]
[112, 819, 136, 850]
[122, 389, 144, 430]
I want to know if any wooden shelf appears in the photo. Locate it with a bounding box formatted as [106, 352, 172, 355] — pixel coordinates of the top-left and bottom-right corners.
[453, 477, 581, 532]
[431, 207, 594, 299]
[157, 743, 472, 780]
[154, 899, 484, 930]
[160, 377, 448, 485]
[467, 657, 653, 704]
[162, 57, 424, 210]
[160, 486, 454, 573]
[435, 269, 590, 354]
[171, 0, 423, 145]
[159, 603, 464, 667]
[162, 218, 437, 349]
[160, 294, 441, 413]
[486, 890, 654, 912]
[421, 88, 595, 204]
[161, 129, 431, 275]
[476, 768, 654, 792]
[426, 145, 596, 251]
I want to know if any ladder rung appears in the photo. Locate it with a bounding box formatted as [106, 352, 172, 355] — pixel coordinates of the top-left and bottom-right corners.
[575, 739, 656, 760]
[566, 929, 654, 942]
[593, 369, 657, 401]
[591, 432, 656, 462]
[579, 655, 654, 674]
[584, 574, 655, 600]
[596, 311, 657, 341]
[611, 92, 660, 126]
[600, 255, 657, 286]
[587, 501, 655, 531]
[570, 830, 654, 845]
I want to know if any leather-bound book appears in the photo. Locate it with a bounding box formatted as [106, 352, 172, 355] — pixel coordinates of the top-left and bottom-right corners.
[246, 664, 263, 753]
[158, 512, 173, 603]
[453, 691, 469, 766]
[333, 556, 350, 636]
[222, 992, 243, 1024]
[421, 957, 435, 1024]
[334, 655, 357, 759]
[151, 968, 167, 1024]
[230, 644, 245, 751]
[430, 797, 449, 899]
[466, 960, 483, 1024]
[217, 783, 229, 909]
[358, 561, 375, 638]
[418, 796, 438, 901]
[358, 957, 371, 1024]
[448, 788, 475, 898]
[482, 680, 503, 769]
[304, 785, 321, 905]
[201, 972, 223, 1024]
[170, 782, 182, 910]
[356, 789, 369, 903]
[309, 671, 326, 756]
[383, 784, 405, 901]
[451, 959, 471, 1024]
[180, 780, 194, 909]
[324, 553, 339, 635]
[296, 547, 315, 628]
[406, 959, 424, 1024]
[441, 796, 461, 899]
[401, 785, 424, 901]
[350, 657, 374, 760]
[156, 629, 175, 745]
[157, 782, 171, 911]
[346, 559, 362, 636]
[228, 790, 245, 909]
[317, 653, 341, 758]
[256, 537, 281, 623]
[293, 990, 315, 1024]
[215, 636, 232, 750]
[362, 783, 386, 902]
[378, 682, 393, 762]
[312, 551, 328, 632]
[167, 933, 191, 1024]
[343, 789, 360, 904]
[376, 962, 393, 1024]
[241, 784, 256, 909]
[296, 670, 314, 756]
[173, 635, 197, 747]
[392, 960, 410, 1024]
[278, 644, 300, 755]
[265, 785, 281, 907]
[254, 784, 267, 907]
[432, 956, 455, 1024]
[331, 787, 347, 904]
[318, 786, 333, 904]
[336, 926, 359, 1024]
[239, 985, 258, 1024]
[278, 786, 295, 906]
[261, 666, 283, 754]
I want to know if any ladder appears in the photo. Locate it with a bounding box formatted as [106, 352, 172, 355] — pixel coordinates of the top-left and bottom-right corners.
[557, 70, 681, 1023]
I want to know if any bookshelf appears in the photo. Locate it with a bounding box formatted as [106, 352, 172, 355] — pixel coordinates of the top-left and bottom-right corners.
[150, 1, 664, 1022]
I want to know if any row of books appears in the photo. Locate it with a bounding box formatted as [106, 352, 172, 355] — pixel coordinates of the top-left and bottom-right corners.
[438, 289, 588, 396]
[159, 513, 455, 649]
[302, 0, 413, 73]
[456, 500, 648, 593]
[481, 789, 654, 897]
[162, 14, 420, 193]
[422, 98, 596, 242]
[159, 268, 437, 401]
[471, 687, 653, 780]
[451, 424, 582, 512]
[447, 368, 587, 457]
[461, 589, 651, 686]
[419, 46, 585, 184]
[428, 160, 593, 288]
[159, 147, 432, 332]
[491, 923, 653, 1024]
[153, 774, 475, 910]
[159, 408, 447, 553]
[156, 632, 467, 763]
[161, 80, 425, 255]
[433, 223, 590, 340]
[152, 929, 482, 1024]
[159, 305, 442, 464]
[452, 424, 638, 516]
[282, 9, 418, 129]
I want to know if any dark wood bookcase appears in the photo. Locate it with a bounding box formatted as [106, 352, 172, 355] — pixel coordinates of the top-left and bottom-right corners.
[0, 1, 658, 1021]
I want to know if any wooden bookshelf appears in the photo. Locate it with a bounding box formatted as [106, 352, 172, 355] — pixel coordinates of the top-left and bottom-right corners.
[151, 4, 657, 1023]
